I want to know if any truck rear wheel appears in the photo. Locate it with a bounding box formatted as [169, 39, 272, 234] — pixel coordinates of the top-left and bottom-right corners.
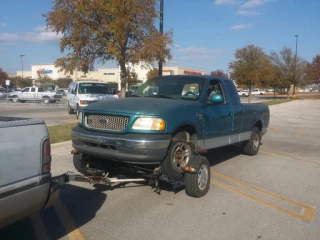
[43, 98, 50, 104]
[161, 131, 195, 178]
[185, 156, 211, 198]
[243, 127, 261, 156]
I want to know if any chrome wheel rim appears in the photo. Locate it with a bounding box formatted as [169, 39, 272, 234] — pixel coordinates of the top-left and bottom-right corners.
[253, 134, 260, 150]
[171, 142, 191, 172]
[198, 164, 209, 190]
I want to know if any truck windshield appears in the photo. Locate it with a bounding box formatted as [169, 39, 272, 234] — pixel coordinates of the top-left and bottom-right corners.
[133, 76, 205, 100]
[78, 83, 110, 94]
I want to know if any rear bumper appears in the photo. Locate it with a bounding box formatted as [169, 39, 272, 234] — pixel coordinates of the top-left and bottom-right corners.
[44, 181, 61, 208]
[72, 126, 171, 164]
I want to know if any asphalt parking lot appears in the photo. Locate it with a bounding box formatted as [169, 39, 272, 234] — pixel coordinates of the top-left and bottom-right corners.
[1, 100, 319, 240]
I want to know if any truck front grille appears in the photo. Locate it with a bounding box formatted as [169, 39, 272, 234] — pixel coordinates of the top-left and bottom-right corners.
[85, 114, 129, 131]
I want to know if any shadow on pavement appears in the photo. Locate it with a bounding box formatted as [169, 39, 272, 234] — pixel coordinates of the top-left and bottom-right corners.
[0, 184, 106, 240]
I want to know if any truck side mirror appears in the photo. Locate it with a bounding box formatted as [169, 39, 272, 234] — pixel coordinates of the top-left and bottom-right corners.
[209, 94, 224, 104]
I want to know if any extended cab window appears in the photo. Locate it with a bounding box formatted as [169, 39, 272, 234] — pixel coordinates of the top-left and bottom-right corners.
[225, 80, 240, 105]
[22, 88, 30, 93]
[31, 88, 36, 92]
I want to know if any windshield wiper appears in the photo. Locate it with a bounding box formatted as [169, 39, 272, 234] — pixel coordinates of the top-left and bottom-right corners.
[146, 94, 181, 100]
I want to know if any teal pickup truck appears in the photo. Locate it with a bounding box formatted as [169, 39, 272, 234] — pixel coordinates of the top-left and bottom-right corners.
[71, 75, 269, 197]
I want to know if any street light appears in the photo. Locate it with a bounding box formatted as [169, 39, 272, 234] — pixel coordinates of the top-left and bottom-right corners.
[293, 35, 298, 95]
[158, 0, 164, 76]
[19, 54, 25, 79]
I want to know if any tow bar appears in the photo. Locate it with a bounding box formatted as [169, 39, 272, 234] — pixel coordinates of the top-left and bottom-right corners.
[51, 171, 148, 187]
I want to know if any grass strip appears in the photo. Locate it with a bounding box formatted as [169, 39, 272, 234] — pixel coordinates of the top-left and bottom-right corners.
[260, 99, 294, 106]
[48, 123, 77, 144]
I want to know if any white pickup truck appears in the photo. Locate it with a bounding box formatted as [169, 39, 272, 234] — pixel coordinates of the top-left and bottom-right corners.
[8, 87, 62, 103]
[0, 117, 60, 229]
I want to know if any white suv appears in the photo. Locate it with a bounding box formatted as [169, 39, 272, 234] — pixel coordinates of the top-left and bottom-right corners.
[251, 89, 265, 95]
[67, 81, 117, 118]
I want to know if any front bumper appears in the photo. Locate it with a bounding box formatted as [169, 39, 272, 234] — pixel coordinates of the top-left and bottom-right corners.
[72, 126, 171, 164]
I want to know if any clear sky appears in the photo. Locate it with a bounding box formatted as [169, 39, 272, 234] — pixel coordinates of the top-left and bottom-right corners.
[0, 0, 319, 75]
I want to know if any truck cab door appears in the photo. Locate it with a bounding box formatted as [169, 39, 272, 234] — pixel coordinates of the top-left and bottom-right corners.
[20, 87, 30, 100]
[29, 87, 37, 101]
[203, 79, 233, 149]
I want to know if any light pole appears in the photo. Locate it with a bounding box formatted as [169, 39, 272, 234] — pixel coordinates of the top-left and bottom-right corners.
[158, 0, 164, 76]
[20, 54, 25, 79]
[293, 35, 298, 95]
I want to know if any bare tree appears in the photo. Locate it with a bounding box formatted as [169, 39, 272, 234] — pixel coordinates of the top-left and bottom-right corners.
[269, 46, 307, 97]
[306, 54, 320, 92]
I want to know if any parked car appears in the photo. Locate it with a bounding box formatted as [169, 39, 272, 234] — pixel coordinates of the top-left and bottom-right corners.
[0, 117, 60, 229]
[0, 87, 7, 99]
[67, 81, 118, 119]
[71, 75, 270, 198]
[237, 90, 249, 97]
[251, 89, 266, 95]
[8, 87, 62, 103]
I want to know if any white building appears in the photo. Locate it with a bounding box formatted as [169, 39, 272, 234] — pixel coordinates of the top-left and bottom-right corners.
[15, 63, 206, 89]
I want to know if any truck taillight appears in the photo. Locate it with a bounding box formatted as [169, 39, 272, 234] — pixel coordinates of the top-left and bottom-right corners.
[42, 139, 51, 173]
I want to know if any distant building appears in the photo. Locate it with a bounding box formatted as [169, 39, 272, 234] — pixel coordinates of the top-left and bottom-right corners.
[13, 63, 206, 89]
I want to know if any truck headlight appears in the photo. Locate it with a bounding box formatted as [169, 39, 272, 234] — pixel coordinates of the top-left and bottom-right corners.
[132, 118, 165, 131]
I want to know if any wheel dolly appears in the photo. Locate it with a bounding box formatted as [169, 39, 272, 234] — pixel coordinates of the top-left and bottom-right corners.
[51, 151, 189, 194]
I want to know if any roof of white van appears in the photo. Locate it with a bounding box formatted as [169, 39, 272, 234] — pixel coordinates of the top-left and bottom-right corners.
[73, 81, 109, 84]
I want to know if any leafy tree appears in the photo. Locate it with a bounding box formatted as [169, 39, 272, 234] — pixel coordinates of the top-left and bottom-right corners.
[126, 70, 141, 86]
[146, 68, 159, 79]
[56, 78, 73, 88]
[44, 0, 173, 98]
[269, 46, 307, 96]
[306, 54, 320, 92]
[210, 69, 228, 78]
[9, 77, 33, 88]
[228, 44, 272, 102]
[0, 68, 8, 87]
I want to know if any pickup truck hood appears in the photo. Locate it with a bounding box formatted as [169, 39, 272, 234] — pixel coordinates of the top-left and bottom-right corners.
[84, 97, 197, 116]
[79, 94, 116, 101]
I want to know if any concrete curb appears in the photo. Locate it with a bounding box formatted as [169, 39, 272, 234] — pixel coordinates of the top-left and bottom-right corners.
[51, 140, 72, 151]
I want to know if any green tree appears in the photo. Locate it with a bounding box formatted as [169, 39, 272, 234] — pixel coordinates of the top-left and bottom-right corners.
[0, 68, 8, 86]
[44, 0, 173, 98]
[228, 44, 272, 103]
[9, 77, 33, 88]
[210, 69, 228, 78]
[269, 46, 307, 96]
[56, 78, 73, 88]
[126, 70, 141, 87]
[146, 68, 159, 79]
[306, 54, 320, 92]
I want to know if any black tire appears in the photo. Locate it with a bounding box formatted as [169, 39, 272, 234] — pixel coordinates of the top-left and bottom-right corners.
[185, 156, 211, 198]
[73, 153, 86, 173]
[76, 105, 80, 119]
[20, 100, 25, 103]
[43, 98, 50, 104]
[161, 132, 195, 178]
[68, 102, 75, 114]
[243, 127, 261, 156]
